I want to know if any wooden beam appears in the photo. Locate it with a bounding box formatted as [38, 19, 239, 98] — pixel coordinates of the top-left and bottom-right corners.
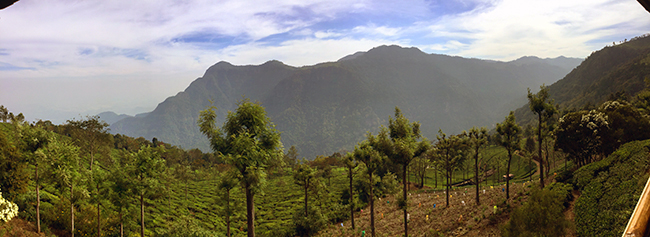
[623, 174, 650, 237]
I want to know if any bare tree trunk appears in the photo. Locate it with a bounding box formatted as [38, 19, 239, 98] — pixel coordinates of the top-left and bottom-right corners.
[36, 164, 41, 233]
[475, 149, 480, 206]
[71, 185, 75, 237]
[349, 168, 355, 229]
[245, 184, 255, 237]
[403, 165, 408, 237]
[446, 168, 450, 207]
[538, 113, 545, 188]
[226, 189, 231, 237]
[97, 183, 100, 237]
[141, 192, 144, 237]
[304, 179, 308, 217]
[506, 150, 512, 200]
[369, 172, 375, 237]
[120, 212, 124, 237]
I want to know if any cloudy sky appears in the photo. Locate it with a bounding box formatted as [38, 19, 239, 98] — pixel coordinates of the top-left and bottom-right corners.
[1, 0, 649, 123]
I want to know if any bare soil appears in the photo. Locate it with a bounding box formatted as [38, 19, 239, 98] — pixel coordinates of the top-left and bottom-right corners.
[317, 181, 535, 237]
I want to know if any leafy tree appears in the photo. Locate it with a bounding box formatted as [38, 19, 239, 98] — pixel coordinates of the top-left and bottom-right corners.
[0, 105, 8, 122]
[341, 153, 358, 229]
[198, 99, 282, 237]
[370, 107, 429, 237]
[218, 170, 239, 237]
[527, 85, 556, 188]
[432, 130, 466, 207]
[0, 124, 28, 200]
[467, 127, 488, 205]
[22, 125, 52, 233]
[45, 137, 87, 237]
[496, 111, 521, 200]
[284, 145, 299, 169]
[293, 162, 317, 217]
[556, 110, 609, 167]
[353, 139, 383, 237]
[523, 137, 536, 181]
[108, 150, 134, 237]
[411, 155, 429, 188]
[65, 116, 112, 237]
[131, 146, 166, 237]
[64, 115, 111, 171]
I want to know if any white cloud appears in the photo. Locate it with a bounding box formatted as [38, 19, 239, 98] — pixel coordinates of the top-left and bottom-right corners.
[1, 0, 649, 123]
[418, 0, 650, 60]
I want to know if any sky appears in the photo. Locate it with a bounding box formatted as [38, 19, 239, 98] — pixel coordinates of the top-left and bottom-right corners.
[1, 0, 649, 124]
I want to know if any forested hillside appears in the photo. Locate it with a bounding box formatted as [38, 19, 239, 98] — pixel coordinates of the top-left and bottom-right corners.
[109, 45, 581, 158]
[515, 34, 650, 124]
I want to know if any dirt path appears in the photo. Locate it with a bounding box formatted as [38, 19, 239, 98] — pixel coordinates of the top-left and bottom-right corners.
[564, 190, 580, 236]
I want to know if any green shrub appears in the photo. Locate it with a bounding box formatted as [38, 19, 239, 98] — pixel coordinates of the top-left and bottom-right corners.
[501, 187, 569, 237]
[573, 140, 650, 236]
[292, 205, 326, 237]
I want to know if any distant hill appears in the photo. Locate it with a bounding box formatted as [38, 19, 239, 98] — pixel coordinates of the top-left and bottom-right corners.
[97, 111, 132, 125]
[515, 34, 650, 125]
[110, 45, 581, 158]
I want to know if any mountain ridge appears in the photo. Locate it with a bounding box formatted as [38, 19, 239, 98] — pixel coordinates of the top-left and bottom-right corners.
[108, 45, 582, 158]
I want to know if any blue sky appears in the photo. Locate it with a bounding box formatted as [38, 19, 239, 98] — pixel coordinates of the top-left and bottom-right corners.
[1, 0, 649, 123]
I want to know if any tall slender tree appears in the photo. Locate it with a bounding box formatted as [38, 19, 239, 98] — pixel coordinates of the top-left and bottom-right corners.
[353, 139, 383, 237]
[131, 146, 166, 237]
[527, 85, 556, 188]
[293, 162, 316, 217]
[218, 170, 239, 237]
[108, 150, 133, 237]
[45, 138, 86, 237]
[467, 127, 488, 205]
[371, 107, 429, 237]
[496, 111, 522, 200]
[198, 99, 282, 237]
[342, 153, 357, 229]
[18, 125, 51, 233]
[432, 130, 467, 207]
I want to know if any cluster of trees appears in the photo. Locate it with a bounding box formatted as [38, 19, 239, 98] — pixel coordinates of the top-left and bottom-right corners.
[0, 109, 218, 236]
[4, 80, 649, 237]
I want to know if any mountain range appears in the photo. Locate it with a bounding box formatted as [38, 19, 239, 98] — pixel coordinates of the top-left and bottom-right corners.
[106, 45, 582, 158]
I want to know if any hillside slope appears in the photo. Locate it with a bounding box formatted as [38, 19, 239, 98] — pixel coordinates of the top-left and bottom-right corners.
[515, 34, 650, 124]
[110, 45, 580, 158]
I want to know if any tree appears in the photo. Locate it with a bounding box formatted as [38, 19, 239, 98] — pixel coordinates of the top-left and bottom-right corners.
[0, 105, 9, 122]
[432, 130, 467, 207]
[411, 155, 429, 188]
[64, 115, 111, 171]
[218, 170, 239, 237]
[353, 139, 383, 237]
[198, 99, 282, 237]
[294, 162, 316, 217]
[22, 125, 51, 233]
[284, 145, 299, 169]
[45, 137, 87, 237]
[0, 124, 29, 200]
[131, 146, 166, 237]
[527, 85, 556, 188]
[496, 111, 522, 200]
[371, 107, 429, 237]
[467, 127, 488, 205]
[108, 150, 134, 237]
[342, 153, 358, 229]
[65, 116, 112, 237]
[555, 110, 609, 167]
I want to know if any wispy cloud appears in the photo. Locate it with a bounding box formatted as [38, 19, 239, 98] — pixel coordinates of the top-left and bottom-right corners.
[0, 0, 648, 123]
